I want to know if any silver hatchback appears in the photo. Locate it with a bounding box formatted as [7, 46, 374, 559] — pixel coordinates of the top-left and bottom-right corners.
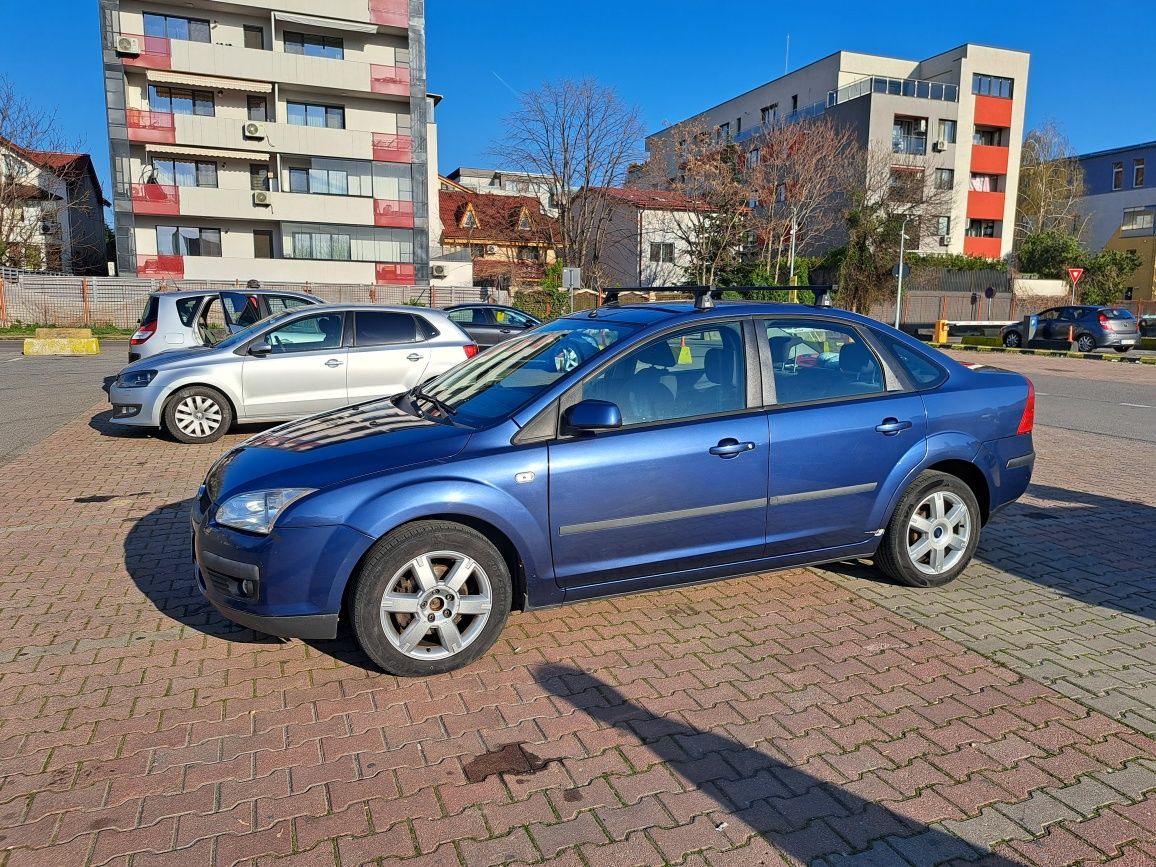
[110, 305, 478, 443]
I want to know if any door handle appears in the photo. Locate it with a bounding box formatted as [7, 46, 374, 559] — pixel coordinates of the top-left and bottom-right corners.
[709, 438, 755, 458]
[499, 328, 512, 334]
[875, 418, 912, 435]
[407, 353, 423, 362]
[324, 359, 343, 368]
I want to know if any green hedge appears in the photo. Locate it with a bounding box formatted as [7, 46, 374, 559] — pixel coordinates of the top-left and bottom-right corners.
[960, 336, 1003, 347]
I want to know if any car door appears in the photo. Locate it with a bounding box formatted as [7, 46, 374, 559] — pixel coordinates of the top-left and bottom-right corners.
[241, 311, 348, 419]
[220, 291, 263, 332]
[548, 319, 769, 592]
[761, 318, 927, 557]
[1035, 308, 1061, 341]
[346, 310, 432, 401]
[448, 307, 500, 347]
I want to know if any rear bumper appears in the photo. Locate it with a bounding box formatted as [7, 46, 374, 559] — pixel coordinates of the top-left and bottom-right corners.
[978, 434, 1034, 519]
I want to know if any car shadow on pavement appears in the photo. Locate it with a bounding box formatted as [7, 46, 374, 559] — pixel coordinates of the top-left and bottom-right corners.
[90, 407, 278, 441]
[535, 664, 1017, 866]
[123, 499, 280, 643]
[827, 482, 1156, 622]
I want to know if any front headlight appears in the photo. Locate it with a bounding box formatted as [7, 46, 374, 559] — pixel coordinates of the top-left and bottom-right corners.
[117, 369, 158, 388]
[216, 488, 316, 534]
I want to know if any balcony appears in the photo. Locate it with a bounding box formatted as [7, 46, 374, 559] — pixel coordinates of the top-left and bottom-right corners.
[172, 187, 374, 224]
[892, 134, 928, 156]
[970, 144, 1009, 175]
[370, 64, 410, 97]
[117, 34, 171, 69]
[130, 183, 180, 216]
[963, 236, 1002, 259]
[974, 95, 1013, 128]
[373, 199, 414, 228]
[376, 263, 415, 285]
[967, 190, 1006, 222]
[372, 133, 413, 163]
[369, 0, 408, 28]
[137, 254, 184, 278]
[126, 109, 176, 144]
[165, 115, 375, 161]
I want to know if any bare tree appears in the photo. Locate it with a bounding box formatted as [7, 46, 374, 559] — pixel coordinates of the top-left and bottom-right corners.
[492, 78, 645, 287]
[1016, 121, 1088, 244]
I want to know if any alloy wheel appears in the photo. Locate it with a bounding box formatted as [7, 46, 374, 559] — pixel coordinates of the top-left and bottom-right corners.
[173, 395, 223, 439]
[906, 490, 972, 576]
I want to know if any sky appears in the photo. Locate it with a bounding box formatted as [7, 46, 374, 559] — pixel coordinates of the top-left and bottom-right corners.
[3, 0, 1154, 205]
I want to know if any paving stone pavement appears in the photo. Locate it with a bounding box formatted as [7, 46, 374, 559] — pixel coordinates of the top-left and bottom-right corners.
[1, 405, 1155, 866]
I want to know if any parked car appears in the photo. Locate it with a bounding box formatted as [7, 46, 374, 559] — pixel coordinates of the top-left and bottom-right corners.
[444, 304, 541, 348]
[129, 289, 322, 362]
[191, 290, 1036, 676]
[1139, 313, 1156, 338]
[110, 305, 478, 443]
[1000, 305, 1140, 353]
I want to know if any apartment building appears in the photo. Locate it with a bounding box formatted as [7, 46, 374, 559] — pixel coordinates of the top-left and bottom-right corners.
[1076, 141, 1155, 301]
[446, 166, 559, 217]
[98, 0, 430, 285]
[647, 44, 1029, 260]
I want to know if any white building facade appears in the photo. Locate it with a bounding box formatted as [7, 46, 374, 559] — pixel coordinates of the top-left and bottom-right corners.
[98, 0, 431, 285]
[578, 188, 697, 288]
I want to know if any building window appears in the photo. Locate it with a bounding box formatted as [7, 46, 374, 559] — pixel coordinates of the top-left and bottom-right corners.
[936, 216, 951, 237]
[746, 148, 760, 169]
[1113, 161, 1124, 191]
[291, 229, 352, 260]
[790, 94, 798, 112]
[937, 119, 957, 144]
[735, 117, 742, 135]
[286, 102, 344, 129]
[971, 74, 1014, 99]
[156, 226, 222, 257]
[247, 96, 267, 122]
[517, 246, 540, 261]
[888, 168, 924, 203]
[283, 31, 344, 60]
[966, 219, 997, 238]
[250, 164, 271, 191]
[760, 104, 778, 125]
[284, 223, 413, 263]
[934, 168, 955, 191]
[243, 25, 264, 50]
[1122, 207, 1155, 231]
[149, 85, 213, 117]
[153, 159, 217, 188]
[717, 122, 730, 142]
[143, 12, 210, 42]
[1135, 159, 1146, 188]
[253, 230, 274, 259]
[649, 242, 675, 263]
[973, 127, 1002, 147]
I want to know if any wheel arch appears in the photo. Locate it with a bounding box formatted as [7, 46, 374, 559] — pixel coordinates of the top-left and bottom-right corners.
[161, 381, 240, 421]
[926, 458, 991, 525]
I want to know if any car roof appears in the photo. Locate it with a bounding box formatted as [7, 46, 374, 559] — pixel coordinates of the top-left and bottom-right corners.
[155, 289, 318, 299]
[559, 300, 880, 329]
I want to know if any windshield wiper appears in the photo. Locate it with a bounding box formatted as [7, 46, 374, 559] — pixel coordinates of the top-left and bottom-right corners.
[409, 384, 457, 419]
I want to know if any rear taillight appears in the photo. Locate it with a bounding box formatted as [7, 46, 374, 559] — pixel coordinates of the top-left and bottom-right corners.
[463, 343, 479, 358]
[1098, 312, 1110, 327]
[130, 321, 156, 346]
[1017, 379, 1035, 435]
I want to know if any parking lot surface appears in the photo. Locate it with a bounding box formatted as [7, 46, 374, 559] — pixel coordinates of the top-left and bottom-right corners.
[1, 353, 1156, 865]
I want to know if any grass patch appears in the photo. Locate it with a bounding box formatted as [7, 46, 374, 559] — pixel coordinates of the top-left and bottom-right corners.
[0, 323, 135, 338]
[960, 335, 1003, 347]
[1141, 337, 1156, 351]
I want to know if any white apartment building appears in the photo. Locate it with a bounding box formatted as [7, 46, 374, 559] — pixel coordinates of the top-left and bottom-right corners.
[98, 0, 431, 285]
[647, 44, 1029, 260]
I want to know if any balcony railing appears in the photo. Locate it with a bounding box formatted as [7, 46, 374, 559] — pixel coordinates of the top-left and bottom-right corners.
[376, 262, 415, 285]
[137, 254, 184, 278]
[370, 64, 411, 96]
[372, 133, 413, 163]
[130, 183, 180, 215]
[892, 134, 928, 156]
[125, 109, 176, 144]
[117, 33, 172, 68]
[369, 0, 408, 28]
[373, 199, 415, 228]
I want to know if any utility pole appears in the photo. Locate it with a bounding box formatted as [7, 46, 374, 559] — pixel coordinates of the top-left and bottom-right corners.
[894, 216, 912, 330]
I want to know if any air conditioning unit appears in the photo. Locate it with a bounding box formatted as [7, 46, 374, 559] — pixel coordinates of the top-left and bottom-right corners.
[252, 190, 272, 206]
[932, 139, 947, 152]
[242, 122, 266, 140]
[115, 35, 141, 56]
[939, 234, 951, 246]
[485, 244, 497, 255]
[431, 264, 447, 278]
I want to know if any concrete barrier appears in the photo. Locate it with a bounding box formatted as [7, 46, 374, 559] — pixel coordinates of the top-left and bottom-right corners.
[23, 332, 101, 356]
[33, 328, 94, 339]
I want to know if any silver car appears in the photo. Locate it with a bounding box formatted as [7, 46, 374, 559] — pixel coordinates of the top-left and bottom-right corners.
[129, 288, 322, 362]
[110, 305, 479, 443]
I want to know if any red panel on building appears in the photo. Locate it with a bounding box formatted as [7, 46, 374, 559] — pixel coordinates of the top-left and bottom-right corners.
[126, 109, 176, 144]
[973, 94, 1013, 128]
[137, 255, 185, 278]
[375, 263, 415, 285]
[963, 237, 1002, 259]
[370, 64, 410, 96]
[118, 34, 172, 70]
[966, 190, 1005, 222]
[970, 144, 1009, 176]
[368, 0, 408, 28]
[373, 199, 415, 228]
[372, 133, 413, 163]
[131, 183, 181, 216]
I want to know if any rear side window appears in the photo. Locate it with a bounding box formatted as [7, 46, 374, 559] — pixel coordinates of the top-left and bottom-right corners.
[765, 320, 884, 405]
[448, 308, 486, 326]
[875, 332, 947, 388]
[140, 295, 161, 326]
[355, 311, 419, 346]
[267, 295, 315, 315]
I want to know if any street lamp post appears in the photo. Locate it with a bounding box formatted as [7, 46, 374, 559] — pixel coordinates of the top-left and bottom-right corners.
[894, 215, 912, 330]
[787, 209, 799, 303]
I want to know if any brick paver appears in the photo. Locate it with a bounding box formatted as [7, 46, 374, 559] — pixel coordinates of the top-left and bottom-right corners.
[2, 389, 1155, 865]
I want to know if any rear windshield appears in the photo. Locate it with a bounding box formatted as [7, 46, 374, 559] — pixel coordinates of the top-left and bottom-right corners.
[1105, 309, 1134, 320]
[139, 295, 159, 326]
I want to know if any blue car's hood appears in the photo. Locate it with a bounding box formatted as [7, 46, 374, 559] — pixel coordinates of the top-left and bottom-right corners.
[206, 398, 472, 502]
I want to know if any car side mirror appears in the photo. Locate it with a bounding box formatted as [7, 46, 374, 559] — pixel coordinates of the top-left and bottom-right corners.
[249, 342, 273, 356]
[563, 399, 622, 434]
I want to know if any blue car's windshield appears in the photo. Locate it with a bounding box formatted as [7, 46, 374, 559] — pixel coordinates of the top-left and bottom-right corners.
[421, 319, 640, 425]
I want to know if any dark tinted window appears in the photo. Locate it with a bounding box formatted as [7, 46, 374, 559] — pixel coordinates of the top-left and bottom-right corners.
[174, 296, 203, 326]
[876, 332, 946, 388]
[140, 295, 160, 326]
[355, 312, 418, 346]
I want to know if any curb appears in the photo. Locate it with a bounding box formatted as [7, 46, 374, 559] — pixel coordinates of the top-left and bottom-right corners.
[928, 342, 1156, 365]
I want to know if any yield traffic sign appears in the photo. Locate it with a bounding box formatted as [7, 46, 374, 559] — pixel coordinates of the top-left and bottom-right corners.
[1067, 267, 1084, 285]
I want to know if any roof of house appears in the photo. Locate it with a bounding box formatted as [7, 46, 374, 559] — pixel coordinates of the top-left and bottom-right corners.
[585, 187, 699, 211]
[5, 183, 63, 201]
[439, 188, 559, 245]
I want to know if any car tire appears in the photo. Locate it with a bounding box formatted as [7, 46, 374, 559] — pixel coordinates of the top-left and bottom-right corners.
[162, 385, 233, 444]
[1114, 347, 1131, 354]
[351, 520, 512, 676]
[1002, 331, 1021, 348]
[1076, 334, 1096, 353]
[875, 470, 981, 588]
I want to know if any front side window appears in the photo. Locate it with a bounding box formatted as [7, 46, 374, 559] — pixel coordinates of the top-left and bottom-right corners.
[149, 85, 214, 117]
[155, 226, 222, 257]
[264, 312, 345, 353]
[355, 311, 420, 346]
[495, 309, 535, 328]
[283, 30, 344, 60]
[766, 320, 883, 404]
[582, 322, 746, 425]
[286, 102, 344, 129]
[143, 12, 210, 42]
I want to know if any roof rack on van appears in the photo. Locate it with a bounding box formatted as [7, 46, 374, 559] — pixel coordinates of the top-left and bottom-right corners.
[601, 285, 835, 311]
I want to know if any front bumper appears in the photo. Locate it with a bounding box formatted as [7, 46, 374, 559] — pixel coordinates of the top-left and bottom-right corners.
[109, 382, 166, 427]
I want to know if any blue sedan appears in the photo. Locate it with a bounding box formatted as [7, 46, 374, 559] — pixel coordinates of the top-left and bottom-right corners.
[192, 293, 1035, 676]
